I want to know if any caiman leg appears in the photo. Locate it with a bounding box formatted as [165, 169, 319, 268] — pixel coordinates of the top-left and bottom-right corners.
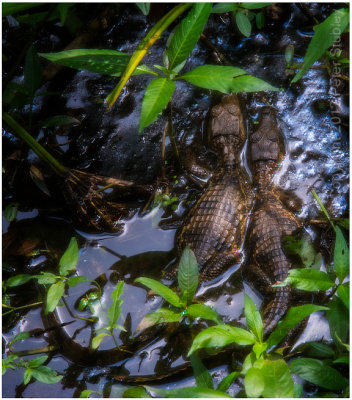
[199, 251, 240, 282]
[244, 264, 273, 295]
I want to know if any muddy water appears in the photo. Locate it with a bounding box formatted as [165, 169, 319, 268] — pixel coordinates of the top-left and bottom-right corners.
[2, 3, 349, 397]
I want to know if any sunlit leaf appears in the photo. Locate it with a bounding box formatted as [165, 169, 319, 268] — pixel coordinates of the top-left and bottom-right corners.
[6, 274, 33, 287]
[123, 386, 151, 398]
[66, 276, 89, 287]
[292, 8, 349, 82]
[139, 78, 175, 132]
[256, 11, 265, 29]
[212, 3, 238, 13]
[145, 386, 232, 398]
[28, 356, 48, 368]
[91, 332, 110, 350]
[59, 237, 79, 277]
[108, 281, 124, 327]
[276, 268, 334, 292]
[178, 246, 199, 306]
[24, 368, 33, 385]
[244, 294, 263, 342]
[261, 359, 295, 398]
[290, 358, 347, 390]
[217, 371, 240, 392]
[190, 354, 213, 389]
[31, 365, 63, 384]
[244, 368, 264, 398]
[57, 3, 72, 25]
[45, 280, 65, 314]
[135, 277, 182, 308]
[186, 304, 222, 324]
[135, 308, 181, 332]
[228, 75, 278, 92]
[236, 11, 251, 37]
[334, 226, 349, 283]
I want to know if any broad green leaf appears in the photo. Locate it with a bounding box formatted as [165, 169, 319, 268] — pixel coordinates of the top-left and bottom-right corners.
[326, 296, 349, 344]
[135, 277, 182, 308]
[283, 234, 319, 268]
[123, 386, 151, 398]
[188, 324, 256, 355]
[139, 78, 175, 132]
[2, 3, 43, 17]
[241, 3, 272, 9]
[301, 341, 335, 359]
[267, 304, 328, 348]
[261, 359, 295, 398]
[186, 304, 222, 324]
[24, 368, 33, 385]
[145, 386, 232, 398]
[179, 65, 246, 93]
[244, 294, 263, 342]
[105, 3, 192, 107]
[24, 46, 41, 98]
[217, 371, 240, 392]
[6, 274, 33, 287]
[244, 368, 264, 398]
[41, 115, 80, 127]
[290, 358, 347, 390]
[334, 226, 349, 283]
[66, 276, 89, 287]
[252, 342, 268, 359]
[190, 354, 213, 389]
[4, 202, 18, 222]
[212, 3, 238, 13]
[236, 11, 251, 37]
[337, 283, 349, 309]
[292, 8, 349, 83]
[108, 281, 124, 327]
[28, 356, 48, 368]
[277, 268, 334, 291]
[167, 3, 211, 70]
[80, 390, 101, 398]
[31, 365, 63, 384]
[135, 308, 181, 332]
[91, 332, 110, 350]
[36, 272, 59, 285]
[256, 11, 265, 29]
[59, 237, 79, 277]
[45, 281, 65, 314]
[135, 3, 150, 16]
[178, 246, 199, 306]
[40, 49, 155, 77]
[228, 75, 278, 92]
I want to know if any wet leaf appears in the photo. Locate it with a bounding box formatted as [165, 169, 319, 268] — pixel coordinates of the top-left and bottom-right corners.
[261, 359, 295, 398]
[190, 354, 213, 389]
[135, 277, 182, 308]
[2, 3, 43, 17]
[41, 115, 80, 127]
[36, 272, 59, 285]
[334, 226, 349, 283]
[108, 281, 124, 327]
[24, 46, 41, 98]
[228, 74, 278, 92]
[24, 368, 33, 385]
[31, 365, 63, 384]
[241, 3, 272, 9]
[66, 276, 89, 287]
[292, 8, 349, 82]
[178, 246, 199, 306]
[80, 390, 100, 398]
[9, 331, 30, 347]
[135, 308, 181, 332]
[236, 11, 251, 37]
[217, 371, 240, 392]
[244, 367, 264, 398]
[45, 281, 65, 314]
[188, 324, 256, 355]
[59, 237, 79, 277]
[244, 294, 263, 342]
[186, 304, 222, 324]
[256, 11, 265, 29]
[4, 202, 18, 222]
[212, 3, 238, 13]
[135, 3, 150, 16]
[337, 283, 349, 309]
[290, 358, 347, 390]
[91, 332, 110, 350]
[277, 268, 334, 291]
[267, 304, 328, 348]
[326, 296, 349, 344]
[139, 78, 175, 132]
[123, 386, 151, 398]
[145, 386, 232, 398]
[28, 356, 48, 368]
[167, 3, 211, 70]
[6, 274, 33, 287]
[30, 165, 50, 196]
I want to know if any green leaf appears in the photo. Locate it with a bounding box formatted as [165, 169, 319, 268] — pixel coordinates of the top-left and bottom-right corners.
[6, 274, 33, 287]
[186, 304, 222, 324]
[66, 276, 89, 287]
[190, 354, 213, 389]
[180, 64, 246, 93]
[261, 359, 295, 398]
[241, 3, 272, 9]
[123, 386, 151, 398]
[256, 11, 265, 29]
[2, 3, 43, 17]
[28, 356, 48, 368]
[333, 355, 349, 364]
[217, 371, 240, 392]
[290, 358, 347, 390]
[135, 277, 182, 308]
[24, 368, 33, 385]
[57, 3, 72, 25]
[334, 226, 349, 283]
[4, 202, 18, 222]
[39, 49, 152, 77]
[31, 365, 63, 384]
[91, 332, 110, 350]
[212, 4, 238, 13]
[166, 3, 211, 70]
[59, 237, 79, 277]
[267, 304, 328, 348]
[337, 283, 349, 310]
[228, 74, 278, 92]
[178, 246, 199, 306]
[108, 281, 124, 327]
[135, 3, 150, 16]
[139, 78, 175, 132]
[244, 368, 264, 398]
[45, 280, 65, 314]
[285, 44, 294, 65]
[145, 386, 232, 398]
[283, 234, 321, 268]
[41, 115, 80, 127]
[36, 272, 59, 285]
[244, 294, 263, 342]
[292, 8, 350, 82]
[277, 268, 334, 291]
[135, 308, 181, 332]
[301, 341, 335, 359]
[80, 390, 101, 398]
[326, 296, 349, 344]
[311, 190, 336, 232]
[188, 324, 256, 355]
[236, 11, 251, 37]
[336, 218, 349, 230]
[24, 46, 41, 98]
[9, 332, 30, 347]
[293, 384, 303, 398]
[242, 351, 256, 375]
[252, 342, 268, 359]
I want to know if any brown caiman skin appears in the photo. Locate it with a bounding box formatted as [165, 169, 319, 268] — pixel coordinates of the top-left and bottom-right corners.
[176, 94, 252, 281]
[246, 107, 300, 335]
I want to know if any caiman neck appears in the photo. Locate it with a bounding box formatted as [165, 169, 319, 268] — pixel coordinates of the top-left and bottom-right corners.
[253, 160, 278, 192]
[219, 147, 240, 170]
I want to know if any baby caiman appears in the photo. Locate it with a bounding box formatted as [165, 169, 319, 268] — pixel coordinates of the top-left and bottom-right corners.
[246, 106, 300, 335]
[175, 94, 252, 282]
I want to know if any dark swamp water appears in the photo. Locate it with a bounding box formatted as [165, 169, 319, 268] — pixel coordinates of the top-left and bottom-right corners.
[2, 3, 349, 398]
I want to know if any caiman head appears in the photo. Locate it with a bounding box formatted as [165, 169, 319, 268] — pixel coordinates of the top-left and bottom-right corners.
[209, 94, 246, 166]
[248, 106, 285, 189]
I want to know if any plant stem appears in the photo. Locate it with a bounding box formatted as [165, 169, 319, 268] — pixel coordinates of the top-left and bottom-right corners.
[3, 113, 67, 176]
[3, 302, 43, 316]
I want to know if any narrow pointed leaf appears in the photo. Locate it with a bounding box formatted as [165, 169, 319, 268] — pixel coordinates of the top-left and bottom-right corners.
[337, 283, 349, 310]
[123, 386, 151, 398]
[244, 294, 263, 342]
[108, 281, 124, 327]
[186, 304, 222, 324]
[45, 281, 65, 314]
[229, 75, 278, 92]
[190, 354, 213, 389]
[276, 268, 334, 291]
[334, 226, 349, 283]
[135, 3, 150, 16]
[24, 46, 41, 97]
[139, 78, 175, 132]
[236, 11, 251, 37]
[6, 274, 33, 287]
[135, 308, 181, 332]
[135, 277, 182, 307]
[59, 237, 79, 277]
[145, 386, 232, 398]
[31, 365, 63, 384]
[178, 246, 199, 306]
[217, 371, 240, 392]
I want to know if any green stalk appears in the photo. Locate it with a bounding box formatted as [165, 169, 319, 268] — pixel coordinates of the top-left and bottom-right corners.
[311, 190, 336, 233]
[105, 3, 192, 107]
[3, 112, 67, 176]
